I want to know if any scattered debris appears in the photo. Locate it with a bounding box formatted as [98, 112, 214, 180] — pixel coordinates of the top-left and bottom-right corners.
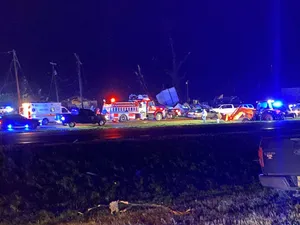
[109, 200, 121, 214]
[86, 172, 98, 176]
[78, 200, 191, 216]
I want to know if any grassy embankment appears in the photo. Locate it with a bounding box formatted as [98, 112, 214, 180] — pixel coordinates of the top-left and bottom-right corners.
[42, 117, 300, 131]
[44, 119, 238, 132]
[1, 134, 300, 225]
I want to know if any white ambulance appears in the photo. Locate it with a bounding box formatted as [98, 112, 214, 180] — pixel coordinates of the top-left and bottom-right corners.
[20, 102, 70, 125]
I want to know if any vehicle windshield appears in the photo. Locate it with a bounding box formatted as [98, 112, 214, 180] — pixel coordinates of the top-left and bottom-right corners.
[148, 101, 155, 107]
[257, 102, 269, 110]
[194, 109, 203, 113]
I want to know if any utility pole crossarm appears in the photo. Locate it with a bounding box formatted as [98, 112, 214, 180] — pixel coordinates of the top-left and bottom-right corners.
[74, 53, 83, 109]
[74, 53, 82, 65]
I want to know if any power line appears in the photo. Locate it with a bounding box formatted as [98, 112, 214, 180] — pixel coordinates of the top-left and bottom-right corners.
[0, 50, 34, 104]
[0, 61, 14, 94]
[12, 50, 21, 106]
[12, 51, 34, 97]
[0, 51, 10, 55]
[47, 72, 54, 101]
[74, 53, 83, 108]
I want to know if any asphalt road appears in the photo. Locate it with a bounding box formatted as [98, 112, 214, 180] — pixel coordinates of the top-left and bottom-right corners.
[2, 120, 300, 145]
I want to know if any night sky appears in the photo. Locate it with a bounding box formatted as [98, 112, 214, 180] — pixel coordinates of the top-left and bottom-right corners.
[1, 0, 299, 102]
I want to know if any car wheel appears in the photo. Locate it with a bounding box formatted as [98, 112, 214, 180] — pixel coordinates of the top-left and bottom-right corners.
[42, 118, 49, 125]
[69, 122, 76, 128]
[119, 114, 127, 122]
[98, 120, 106, 126]
[242, 118, 250, 122]
[155, 112, 163, 121]
[263, 114, 273, 121]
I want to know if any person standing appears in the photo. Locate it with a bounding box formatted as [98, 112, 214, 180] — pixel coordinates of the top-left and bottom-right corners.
[216, 112, 221, 123]
[202, 109, 207, 123]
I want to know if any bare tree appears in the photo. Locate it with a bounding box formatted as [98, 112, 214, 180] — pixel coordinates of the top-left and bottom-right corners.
[166, 37, 191, 99]
[134, 64, 149, 95]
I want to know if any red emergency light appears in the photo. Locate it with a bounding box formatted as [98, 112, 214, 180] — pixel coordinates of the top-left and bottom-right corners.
[111, 98, 116, 103]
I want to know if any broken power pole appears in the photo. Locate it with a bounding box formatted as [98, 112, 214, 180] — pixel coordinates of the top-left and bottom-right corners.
[74, 53, 83, 109]
[50, 62, 59, 102]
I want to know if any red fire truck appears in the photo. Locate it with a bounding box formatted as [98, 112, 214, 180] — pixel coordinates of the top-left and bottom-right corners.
[102, 95, 166, 122]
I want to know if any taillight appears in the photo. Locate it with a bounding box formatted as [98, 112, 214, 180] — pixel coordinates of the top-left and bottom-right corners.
[258, 147, 264, 167]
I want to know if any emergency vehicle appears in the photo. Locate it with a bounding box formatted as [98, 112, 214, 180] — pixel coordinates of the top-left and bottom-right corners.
[20, 102, 70, 125]
[102, 95, 166, 122]
[0, 106, 14, 115]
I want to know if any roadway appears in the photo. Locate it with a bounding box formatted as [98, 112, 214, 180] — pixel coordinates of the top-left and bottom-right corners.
[2, 120, 300, 145]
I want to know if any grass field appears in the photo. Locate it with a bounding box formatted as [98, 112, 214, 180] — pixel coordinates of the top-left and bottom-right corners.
[0, 118, 237, 134]
[82, 118, 233, 129]
[78, 116, 300, 130]
[2, 117, 300, 134]
[1, 134, 300, 224]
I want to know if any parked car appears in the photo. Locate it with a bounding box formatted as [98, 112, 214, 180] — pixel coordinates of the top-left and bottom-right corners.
[187, 108, 218, 119]
[56, 108, 106, 128]
[281, 105, 298, 118]
[166, 108, 182, 119]
[240, 104, 255, 109]
[187, 109, 203, 119]
[259, 136, 300, 191]
[269, 103, 298, 118]
[0, 106, 15, 115]
[212, 104, 236, 115]
[0, 114, 40, 130]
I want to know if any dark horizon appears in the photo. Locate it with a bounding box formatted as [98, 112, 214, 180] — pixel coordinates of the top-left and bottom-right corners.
[1, 0, 299, 103]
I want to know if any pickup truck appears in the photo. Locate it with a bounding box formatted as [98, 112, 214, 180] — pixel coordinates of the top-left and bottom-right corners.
[212, 104, 236, 115]
[259, 136, 300, 192]
[56, 108, 106, 128]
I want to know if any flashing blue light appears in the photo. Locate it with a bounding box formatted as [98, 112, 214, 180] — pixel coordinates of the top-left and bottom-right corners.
[25, 124, 29, 128]
[273, 101, 283, 108]
[61, 116, 65, 121]
[5, 106, 14, 113]
[7, 124, 12, 129]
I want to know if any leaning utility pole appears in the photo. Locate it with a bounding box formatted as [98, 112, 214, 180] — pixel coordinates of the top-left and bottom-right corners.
[50, 62, 59, 102]
[12, 50, 21, 107]
[186, 80, 189, 103]
[74, 53, 83, 108]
